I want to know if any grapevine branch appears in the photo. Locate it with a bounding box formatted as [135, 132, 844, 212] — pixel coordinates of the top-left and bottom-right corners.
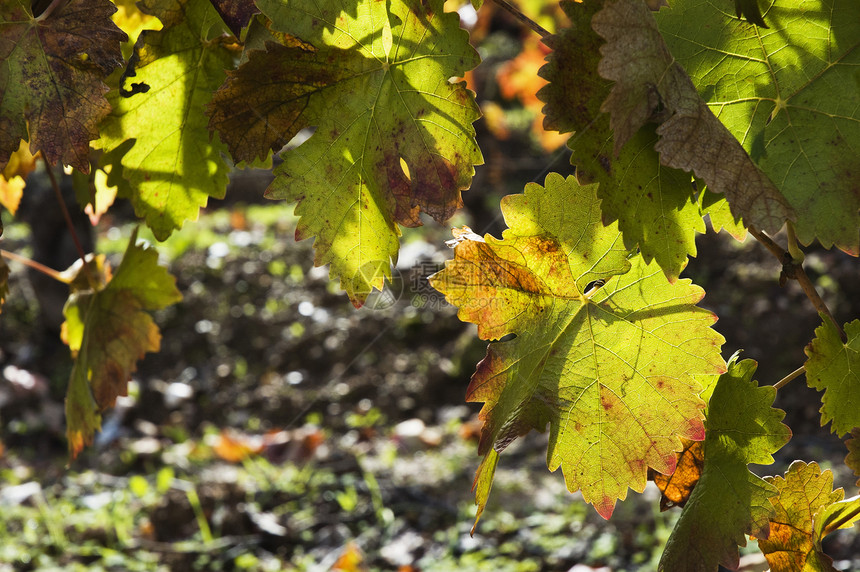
[0, 249, 69, 284]
[490, 0, 551, 38]
[773, 366, 805, 391]
[747, 225, 846, 343]
[43, 158, 95, 288]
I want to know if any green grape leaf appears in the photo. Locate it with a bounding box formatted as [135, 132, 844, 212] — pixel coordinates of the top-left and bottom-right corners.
[592, 0, 793, 236]
[846, 428, 860, 487]
[759, 461, 843, 572]
[805, 318, 860, 436]
[97, 0, 234, 240]
[656, 0, 860, 253]
[814, 494, 860, 541]
[538, 0, 702, 281]
[0, 0, 127, 172]
[429, 173, 725, 520]
[700, 187, 747, 241]
[63, 229, 182, 457]
[210, 0, 482, 305]
[660, 357, 791, 572]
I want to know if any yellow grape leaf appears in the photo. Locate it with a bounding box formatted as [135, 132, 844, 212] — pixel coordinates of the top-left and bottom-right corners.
[649, 438, 704, 511]
[63, 229, 181, 457]
[430, 173, 725, 521]
[759, 461, 844, 571]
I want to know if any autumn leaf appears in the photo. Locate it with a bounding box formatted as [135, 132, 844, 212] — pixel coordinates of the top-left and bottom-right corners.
[804, 318, 860, 436]
[63, 229, 182, 457]
[592, 0, 793, 236]
[649, 438, 704, 511]
[0, 0, 127, 173]
[538, 0, 704, 281]
[759, 461, 844, 572]
[97, 0, 234, 240]
[659, 357, 791, 572]
[430, 173, 725, 521]
[208, 0, 482, 305]
[0, 140, 37, 214]
[656, 0, 860, 253]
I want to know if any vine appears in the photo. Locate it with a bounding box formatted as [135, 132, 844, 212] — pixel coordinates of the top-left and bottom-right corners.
[1, 0, 859, 569]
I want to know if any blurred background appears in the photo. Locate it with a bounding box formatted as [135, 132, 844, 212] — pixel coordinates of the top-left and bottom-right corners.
[0, 2, 858, 570]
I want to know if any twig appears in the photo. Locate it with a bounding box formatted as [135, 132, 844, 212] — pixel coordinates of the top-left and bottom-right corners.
[773, 366, 804, 391]
[785, 221, 805, 263]
[747, 225, 846, 343]
[0, 249, 69, 284]
[43, 158, 95, 288]
[490, 0, 551, 38]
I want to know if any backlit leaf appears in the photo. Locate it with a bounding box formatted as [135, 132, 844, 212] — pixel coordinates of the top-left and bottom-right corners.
[649, 438, 704, 511]
[0, 0, 127, 172]
[538, 0, 704, 281]
[805, 318, 860, 436]
[430, 173, 725, 520]
[759, 461, 843, 572]
[209, 0, 482, 305]
[97, 0, 234, 240]
[656, 0, 860, 253]
[63, 229, 182, 457]
[593, 0, 793, 235]
[659, 357, 791, 572]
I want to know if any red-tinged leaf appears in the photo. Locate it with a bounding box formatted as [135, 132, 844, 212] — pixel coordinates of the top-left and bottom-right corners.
[208, 0, 482, 305]
[759, 461, 844, 572]
[0, 0, 127, 172]
[846, 428, 860, 487]
[660, 357, 791, 572]
[63, 229, 181, 457]
[805, 318, 860, 436]
[649, 439, 704, 511]
[430, 173, 725, 520]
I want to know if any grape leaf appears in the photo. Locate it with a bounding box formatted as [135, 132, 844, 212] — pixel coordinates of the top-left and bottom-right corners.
[430, 173, 725, 519]
[538, 0, 704, 282]
[659, 357, 791, 572]
[656, 0, 860, 253]
[805, 318, 860, 436]
[759, 461, 844, 572]
[0, 0, 127, 172]
[814, 494, 860, 541]
[63, 229, 182, 457]
[846, 428, 860, 487]
[210, 0, 482, 305]
[97, 0, 234, 240]
[700, 187, 747, 241]
[592, 0, 793, 236]
[649, 438, 704, 511]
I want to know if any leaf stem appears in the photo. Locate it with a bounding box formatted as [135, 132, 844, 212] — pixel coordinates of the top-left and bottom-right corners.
[43, 158, 95, 288]
[785, 222, 805, 263]
[489, 0, 551, 38]
[34, 0, 66, 21]
[747, 225, 846, 343]
[0, 249, 70, 284]
[773, 366, 805, 391]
